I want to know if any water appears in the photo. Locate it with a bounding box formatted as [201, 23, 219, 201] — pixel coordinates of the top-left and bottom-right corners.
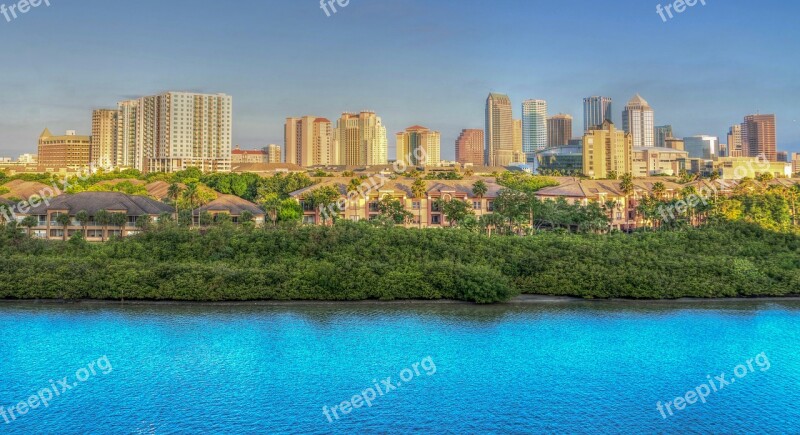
[0, 300, 799, 434]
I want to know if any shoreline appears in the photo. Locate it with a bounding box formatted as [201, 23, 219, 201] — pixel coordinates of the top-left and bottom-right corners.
[1, 294, 799, 307]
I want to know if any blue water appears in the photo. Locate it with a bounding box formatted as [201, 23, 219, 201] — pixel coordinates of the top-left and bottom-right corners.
[1, 300, 799, 434]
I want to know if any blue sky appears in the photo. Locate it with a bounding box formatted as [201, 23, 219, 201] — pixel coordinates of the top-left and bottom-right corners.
[0, 0, 798, 159]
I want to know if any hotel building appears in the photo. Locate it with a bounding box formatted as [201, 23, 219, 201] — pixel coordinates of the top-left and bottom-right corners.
[333, 112, 388, 166]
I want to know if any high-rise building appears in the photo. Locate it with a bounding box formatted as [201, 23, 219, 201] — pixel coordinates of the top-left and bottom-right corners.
[396, 125, 440, 166]
[522, 100, 548, 154]
[547, 114, 573, 148]
[485, 93, 514, 167]
[777, 151, 788, 163]
[727, 125, 744, 157]
[583, 96, 613, 132]
[582, 120, 632, 179]
[455, 129, 484, 166]
[513, 119, 523, 161]
[792, 153, 800, 176]
[684, 135, 719, 160]
[654, 125, 673, 148]
[333, 112, 388, 166]
[116, 92, 232, 173]
[284, 116, 334, 166]
[91, 109, 119, 168]
[265, 144, 282, 163]
[742, 114, 777, 161]
[622, 94, 655, 148]
[38, 129, 91, 170]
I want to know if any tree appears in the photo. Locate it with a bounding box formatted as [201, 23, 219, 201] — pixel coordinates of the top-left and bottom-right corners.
[110, 213, 128, 238]
[472, 180, 488, 199]
[437, 198, 475, 227]
[377, 196, 413, 225]
[75, 210, 90, 238]
[261, 195, 281, 227]
[167, 183, 182, 215]
[56, 213, 72, 241]
[619, 173, 634, 230]
[652, 182, 666, 200]
[494, 189, 529, 234]
[411, 178, 427, 228]
[135, 215, 152, 232]
[96, 210, 111, 241]
[305, 186, 341, 225]
[240, 210, 254, 225]
[20, 215, 38, 237]
[479, 213, 505, 237]
[199, 211, 213, 227]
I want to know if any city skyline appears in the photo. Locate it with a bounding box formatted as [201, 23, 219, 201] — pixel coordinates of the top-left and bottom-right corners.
[1, 0, 799, 159]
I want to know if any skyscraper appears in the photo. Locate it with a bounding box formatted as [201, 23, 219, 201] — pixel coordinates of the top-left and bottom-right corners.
[396, 125, 441, 166]
[91, 109, 119, 168]
[455, 129, 484, 166]
[792, 153, 800, 176]
[265, 144, 282, 163]
[284, 116, 334, 166]
[583, 96, 613, 132]
[513, 119, 523, 161]
[117, 92, 232, 173]
[547, 114, 573, 148]
[485, 93, 514, 166]
[654, 125, 673, 148]
[727, 125, 744, 157]
[522, 100, 548, 154]
[333, 111, 387, 166]
[742, 114, 777, 161]
[582, 120, 631, 179]
[684, 135, 719, 160]
[622, 94, 655, 148]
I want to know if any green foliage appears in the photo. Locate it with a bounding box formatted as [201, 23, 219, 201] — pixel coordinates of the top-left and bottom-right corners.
[377, 197, 413, 225]
[496, 172, 559, 193]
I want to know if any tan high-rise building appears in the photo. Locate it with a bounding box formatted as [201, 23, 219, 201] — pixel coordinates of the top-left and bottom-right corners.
[664, 137, 685, 151]
[117, 92, 232, 173]
[333, 112, 387, 166]
[285, 116, 334, 166]
[91, 109, 119, 168]
[727, 124, 744, 157]
[456, 129, 484, 166]
[547, 114, 573, 148]
[792, 153, 800, 176]
[266, 144, 282, 163]
[38, 129, 91, 170]
[582, 120, 632, 179]
[622, 94, 655, 148]
[485, 93, 514, 166]
[512, 119, 523, 161]
[396, 125, 440, 166]
[742, 114, 776, 160]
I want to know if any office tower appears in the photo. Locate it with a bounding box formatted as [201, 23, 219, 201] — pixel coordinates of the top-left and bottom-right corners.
[333, 111, 388, 166]
[547, 114, 573, 147]
[455, 129, 484, 166]
[91, 109, 119, 168]
[742, 114, 777, 161]
[582, 120, 632, 179]
[284, 116, 334, 166]
[116, 92, 232, 173]
[777, 151, 788, 163]
[684, 135, 719, 159]
[396, 125, 441, 166]
[265, 144, 282, 163]
[485, 93, 514, 166]
[513, 119, 523, 160]
[583, 96, 613, 132]
[654, 125, 673, 148]
[622, 94, 655, 148]
[727, 125, 744, 157]
[522, 100, 548, 154]
[38, 129, 91, 170]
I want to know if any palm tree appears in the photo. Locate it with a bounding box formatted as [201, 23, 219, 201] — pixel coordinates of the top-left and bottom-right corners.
[75, 210, 90, 238]
[110, 213, 128, 238]
[262, 197, 281, 227]
[472, 180, 488, 206]
[183, 183, 200, 227]
[411, 178, 427, 229]
[619, 173, 634, 231]
[347, 178, 363, 220]
[652, 182, 666, 200]
[95, 210, 111, 242]
[20, 215, 38, 237]
[55, 213, 71, 241]
[167, 183, 182, 216]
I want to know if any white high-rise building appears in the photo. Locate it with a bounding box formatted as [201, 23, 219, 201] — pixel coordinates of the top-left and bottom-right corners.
[522, 99, 548, 153]
[333, 112, 387, 166]
[117, 92, 232, 173]
[583, 96, 613, 132]
[622, 94, 655, 148]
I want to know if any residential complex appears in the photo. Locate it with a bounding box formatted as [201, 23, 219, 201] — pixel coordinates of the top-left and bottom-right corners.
[583, 96, 613, 132]
[547, 114, 573, 148]
[622, 94, 655, 148]
[522, 99, 548, 154]
[582, 120, 632, 179]
[334, 112, 388, 166]
[485, 93, 514, 167]
[37, 129, 91, 170]
[455, 129, 484, 166]
[396, 125, 441, 166]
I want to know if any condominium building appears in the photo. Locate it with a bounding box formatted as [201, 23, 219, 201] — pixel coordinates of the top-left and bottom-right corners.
[455, 129, 484, 166]
[37, 129, 91, 170]
[654, 125, 673, 148]
[91, 109, 119, 168]
[522, 99, 547, 153]
[285, 116, 334, 166]
[265, 144, 282, 163]
[547, 114, 573, 148]
[622, 94, 655, 148]
[684, 135, 719, 160]
[485, 93, 514, 166]
[333, 112, 388, 166]
[582, 120, 632, 179]
[727, 124, 744, 157]
[117, 92, 233, 173]
[396, 125, 441, 166]
[742, 114, 777, 161]
[583, 96, 613, 132]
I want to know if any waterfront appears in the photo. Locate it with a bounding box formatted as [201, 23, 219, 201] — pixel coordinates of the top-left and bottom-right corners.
[1, 300, 798, 433]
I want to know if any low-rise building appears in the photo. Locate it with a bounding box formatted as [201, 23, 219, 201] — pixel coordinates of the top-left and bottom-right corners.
[713, 157, 792, 179]
[194, 194, 265, 225]
[632, 147, 688, 177]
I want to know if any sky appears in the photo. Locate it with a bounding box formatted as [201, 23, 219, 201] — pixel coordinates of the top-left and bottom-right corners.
[0, 0, 798, 160]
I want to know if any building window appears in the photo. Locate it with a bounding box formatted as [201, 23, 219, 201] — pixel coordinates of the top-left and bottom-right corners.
[412, 201, 420, 210]
[431, 215, 441, 225]
[487, 201, 495, 212]
[473, 201, 482, 210]
[302, 215, 316, 225]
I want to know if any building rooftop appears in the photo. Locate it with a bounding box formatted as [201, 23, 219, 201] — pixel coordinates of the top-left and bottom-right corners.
[196, 194, 265, 217]
[25, 192, 174, 216]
